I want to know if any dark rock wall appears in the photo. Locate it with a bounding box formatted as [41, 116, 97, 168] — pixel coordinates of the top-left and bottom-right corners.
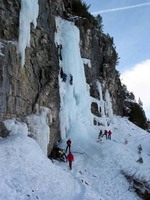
[0, 0, 61, 153]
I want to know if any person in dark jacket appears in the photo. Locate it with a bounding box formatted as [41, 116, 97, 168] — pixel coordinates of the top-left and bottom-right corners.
[58, 44, 62, 60]
[65, 139, 71, 153]
[69, 74, 73, 85]
[62, 73, 67, 82]
[60, 67, 64, 79]
[60, 68, 67, 82]
[98, 130, 103, 142]
[102, 130, 108, 139]
[66, 152, 74, 170]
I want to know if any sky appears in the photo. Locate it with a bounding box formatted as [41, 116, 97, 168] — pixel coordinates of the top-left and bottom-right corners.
[1, 5, 150, 199]
[84, 0, 150, 119]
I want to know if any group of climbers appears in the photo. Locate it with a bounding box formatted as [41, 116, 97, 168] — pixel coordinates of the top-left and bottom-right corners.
[98, 129, 112, 141]
[49, 139, 74, 170]
[60, 68, 73, 85]
[57, 43, 73, 85]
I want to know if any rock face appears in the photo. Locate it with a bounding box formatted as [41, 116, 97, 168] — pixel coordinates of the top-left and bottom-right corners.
[0, 0, 61, 154]
[79, 27, 125, 117]
[0, 0, 126, 154]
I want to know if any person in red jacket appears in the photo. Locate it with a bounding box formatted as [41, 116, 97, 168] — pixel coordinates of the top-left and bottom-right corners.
[108, 130, 112, 140]
[66, 152, 74, 170]
[65, 139, 71, 153]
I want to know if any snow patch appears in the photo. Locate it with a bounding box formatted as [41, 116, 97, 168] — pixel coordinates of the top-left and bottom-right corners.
[27, 106, 51, 155]
[4, 119, 28, 136]
[82, 58, 91, 68]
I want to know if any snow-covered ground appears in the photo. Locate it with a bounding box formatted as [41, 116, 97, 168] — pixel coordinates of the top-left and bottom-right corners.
[0, 116, 150, 200]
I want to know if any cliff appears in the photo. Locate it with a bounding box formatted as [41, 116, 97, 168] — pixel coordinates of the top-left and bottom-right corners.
[0, 0, 144, 155]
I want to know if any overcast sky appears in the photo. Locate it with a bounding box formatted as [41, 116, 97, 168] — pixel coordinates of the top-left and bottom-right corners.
[84, 0, 150, 119]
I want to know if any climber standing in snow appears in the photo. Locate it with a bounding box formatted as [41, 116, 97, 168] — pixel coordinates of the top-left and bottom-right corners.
[66, 152, 74, 170]
[60, 68, 67, 82]
[60, 67, 64, 79]
[62, 73, 67, 82]
[98, 130, 103, 142]
[102, 130, 108, 139]
[65, 139, 71, 153]
[58, 44, 62, 60]
[108, 130, 112, 140]
[69, 74, 73, 85]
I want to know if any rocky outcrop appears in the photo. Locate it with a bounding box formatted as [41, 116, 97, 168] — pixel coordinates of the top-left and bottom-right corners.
[0, 122, 9, 138]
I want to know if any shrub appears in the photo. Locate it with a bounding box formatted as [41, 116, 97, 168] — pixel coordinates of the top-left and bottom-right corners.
[122, 170, 150, 200]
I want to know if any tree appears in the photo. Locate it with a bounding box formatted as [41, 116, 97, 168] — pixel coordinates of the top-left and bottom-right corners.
[95, 14, 103, 32]
[128, 102, 147, 130]
[72, 1, 99, 29]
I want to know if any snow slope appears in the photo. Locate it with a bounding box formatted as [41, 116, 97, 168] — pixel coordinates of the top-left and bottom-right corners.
[0, 116, 150, 200]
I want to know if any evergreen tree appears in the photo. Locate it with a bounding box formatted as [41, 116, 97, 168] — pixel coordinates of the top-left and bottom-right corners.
[129, 102, 147, 130]
[95, 14, 103, 32]
[72, 1, 97, 26]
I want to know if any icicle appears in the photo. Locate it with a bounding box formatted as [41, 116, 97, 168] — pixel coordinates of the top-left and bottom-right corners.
[18, 0, 39, 67]
[105, 89, 113, 119]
